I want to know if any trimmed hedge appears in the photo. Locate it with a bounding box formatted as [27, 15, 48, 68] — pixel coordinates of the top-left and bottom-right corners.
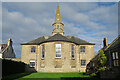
[2, 59, 25, 76]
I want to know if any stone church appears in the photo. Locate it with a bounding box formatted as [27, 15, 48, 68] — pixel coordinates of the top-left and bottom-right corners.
[21, 5, 95, 72]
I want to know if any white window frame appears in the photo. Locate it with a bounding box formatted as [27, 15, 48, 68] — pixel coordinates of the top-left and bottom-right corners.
[42, 45, 45, 59]
[81, 60, 86, 67]
[29, 60, 35, 68]
[72, 45, 75, 59]
[31, 46, 36, 53]
[56, 44, 61, 58]
[80, 46, 86, 53]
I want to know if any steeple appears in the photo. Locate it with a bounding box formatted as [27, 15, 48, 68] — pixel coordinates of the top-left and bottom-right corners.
[52, 5, 64, 35]
[54, 5, 62, 24]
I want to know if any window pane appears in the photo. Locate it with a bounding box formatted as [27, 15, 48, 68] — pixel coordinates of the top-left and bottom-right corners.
[80, 46, 85, 53]
[72, 45, 74, 58]
[31, 46, 36, 53]
[112, 52, 115, 59]
[116, 52, 118, 59]
[42, 45, 45, 58]
[56, 44, 61, 58]
[57, 25, 59, 29]
[30, 60, 35, 67]
[81, 60, 86, 66]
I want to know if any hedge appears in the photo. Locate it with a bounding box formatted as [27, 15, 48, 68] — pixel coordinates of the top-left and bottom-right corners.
[2, 59, 25, 77]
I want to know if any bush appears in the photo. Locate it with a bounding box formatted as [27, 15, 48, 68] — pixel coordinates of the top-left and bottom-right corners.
[90, 72, 96, 77]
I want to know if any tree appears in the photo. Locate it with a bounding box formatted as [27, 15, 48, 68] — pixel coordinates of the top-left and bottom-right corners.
[90, 50, 107, 77]
[98, 49, 107, 68]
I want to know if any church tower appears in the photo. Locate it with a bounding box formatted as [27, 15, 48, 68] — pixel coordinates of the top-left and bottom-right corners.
[52, 5, 64, 35]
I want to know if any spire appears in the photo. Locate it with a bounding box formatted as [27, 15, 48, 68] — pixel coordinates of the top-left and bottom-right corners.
[54, 5, 62, 24]
[52, 5, 64, 35]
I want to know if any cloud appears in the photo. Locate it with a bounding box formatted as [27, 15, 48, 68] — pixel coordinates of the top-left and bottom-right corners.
[2, 2, 118, 58]
[2, 7, 53, 57]
[61, 3, 107, 32]
[89, 3, 118, 25]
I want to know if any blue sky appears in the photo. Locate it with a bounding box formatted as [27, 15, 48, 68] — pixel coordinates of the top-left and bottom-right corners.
[1, 2, 118, 58]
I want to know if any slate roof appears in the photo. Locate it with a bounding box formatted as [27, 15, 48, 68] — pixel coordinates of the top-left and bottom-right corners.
[105, 35, 120, 51]
[21, 33, 95, 45]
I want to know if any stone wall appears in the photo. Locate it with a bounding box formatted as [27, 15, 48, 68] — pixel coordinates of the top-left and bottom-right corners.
[21, 41, 95, 72]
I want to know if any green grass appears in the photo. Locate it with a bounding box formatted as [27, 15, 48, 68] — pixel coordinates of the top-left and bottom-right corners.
[22, 72, 89, 78]
[2, 72, 100, 80]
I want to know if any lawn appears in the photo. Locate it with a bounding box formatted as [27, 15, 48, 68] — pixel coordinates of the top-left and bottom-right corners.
[2, 72, 100, 80]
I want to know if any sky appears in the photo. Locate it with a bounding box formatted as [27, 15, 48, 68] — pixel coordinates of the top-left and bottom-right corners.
[1, 2, 118, 58]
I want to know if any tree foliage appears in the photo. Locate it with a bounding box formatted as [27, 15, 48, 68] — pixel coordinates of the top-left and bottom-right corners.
[97, 49, 107, 67]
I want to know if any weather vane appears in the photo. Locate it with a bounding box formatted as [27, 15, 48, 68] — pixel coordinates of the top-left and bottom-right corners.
[57, 0, 60, 5]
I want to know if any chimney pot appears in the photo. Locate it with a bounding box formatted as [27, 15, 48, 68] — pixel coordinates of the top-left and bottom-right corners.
[103, 37, 108, 47]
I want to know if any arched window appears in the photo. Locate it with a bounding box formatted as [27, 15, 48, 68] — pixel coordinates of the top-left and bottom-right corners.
[72, 45, 75, 59]
[42, 45, 45, 59]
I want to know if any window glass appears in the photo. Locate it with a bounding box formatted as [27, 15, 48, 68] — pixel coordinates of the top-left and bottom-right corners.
[31, 46, 36, 53]
[42, 45, 45, 59]
[112, 52, 115, 59]
[57, 25, 59, 29]
[81, 60, 86, 67]
[80, 46, 85, 53]
[29, 60, 35, 68]
[56, 44, 61, 58]
[116, 52, 118, 59]
[114, 60, 119, 66]
[72, 45, 75, 59]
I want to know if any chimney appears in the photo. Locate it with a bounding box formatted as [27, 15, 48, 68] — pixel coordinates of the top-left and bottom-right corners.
[8, 38, 12, 46]
[100, 44, 102, 49]
[103, 37, 108, 47]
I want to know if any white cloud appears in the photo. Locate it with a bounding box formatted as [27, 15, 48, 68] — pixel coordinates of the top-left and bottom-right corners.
[89, 3, 118, 25]
[2, 2, 118, 57]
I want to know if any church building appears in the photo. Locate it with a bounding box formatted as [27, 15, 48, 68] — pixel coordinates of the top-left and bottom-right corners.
[21, 5, 95, 72]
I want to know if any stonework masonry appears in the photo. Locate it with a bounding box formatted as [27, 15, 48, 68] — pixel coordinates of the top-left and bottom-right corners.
[21, 42, 94, 72]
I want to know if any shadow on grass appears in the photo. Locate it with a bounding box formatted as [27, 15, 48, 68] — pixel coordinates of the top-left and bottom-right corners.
[13, 77, 101, 80]
[16, 78, 61, 80]
[61, 77, 101, 80]
[2, 72, 32, 80]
